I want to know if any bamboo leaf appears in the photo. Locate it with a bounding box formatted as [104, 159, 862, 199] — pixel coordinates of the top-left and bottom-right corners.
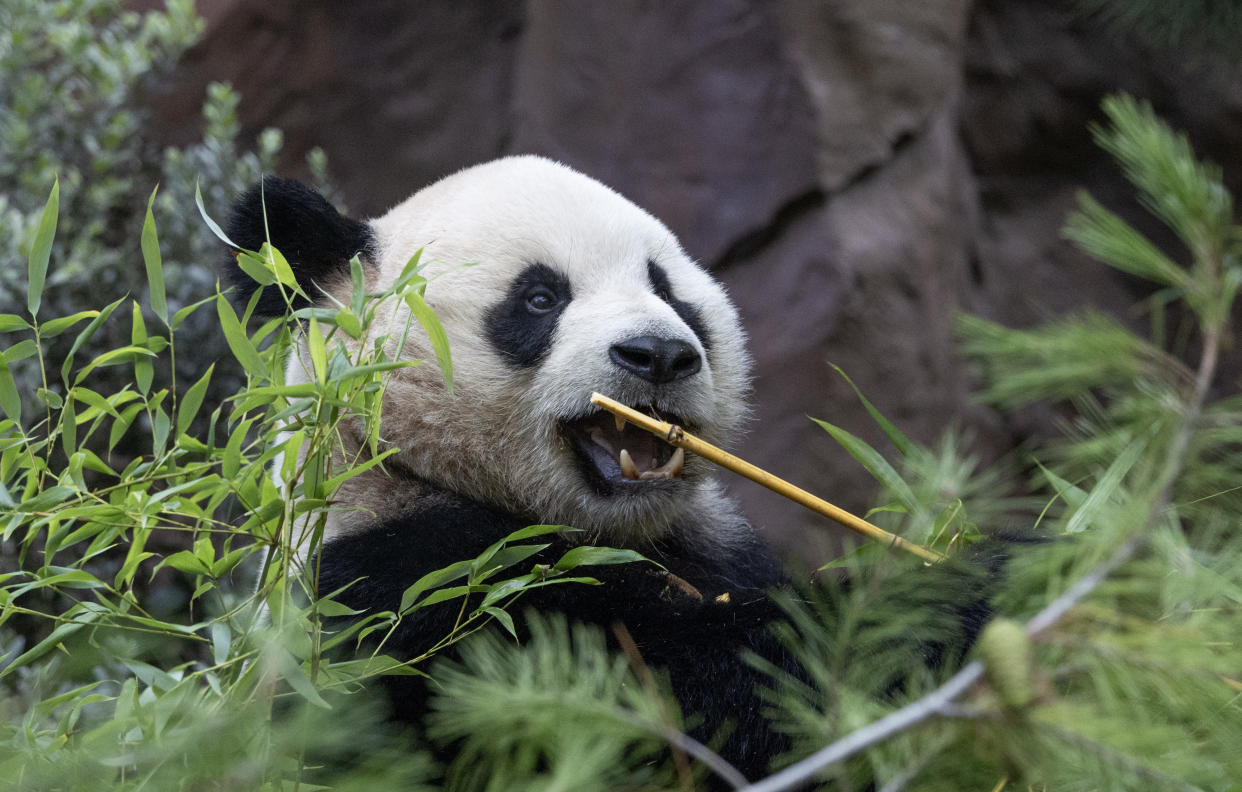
[404, 291, 453, 396]
[40, 310, 100, 339]
[1064, 434, 1149, 534]
[215, 294, 265, 377]
[812, 417, 921, 515]
[0, 314, 30, 333]
[552, 546, 647, 572]
[0, 359, 20, 424]
[830, 362, 914, 457]
[0, 604, 100, 679]
[273, 645, 331, 709]
[195, 180, 238, 248]
[27, 178, 59, 319]
[61, 296, 125, 384]
[141, 186, 168, 324]
[307, 318, 327, 385]
[177, 364, 213, 438]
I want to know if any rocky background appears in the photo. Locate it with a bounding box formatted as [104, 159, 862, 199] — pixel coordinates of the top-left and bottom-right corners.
[148, 0, 1242, 558]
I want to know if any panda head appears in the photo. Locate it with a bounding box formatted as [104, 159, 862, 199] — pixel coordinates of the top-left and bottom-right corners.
[225, 156, 751, 543]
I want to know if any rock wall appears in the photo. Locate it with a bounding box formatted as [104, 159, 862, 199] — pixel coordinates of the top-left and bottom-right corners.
[151, 0, 1242, 556]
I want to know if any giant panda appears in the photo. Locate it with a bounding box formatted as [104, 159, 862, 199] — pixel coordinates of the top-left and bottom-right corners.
[225, 156, 795, 777]
[223, 157, 994, 783]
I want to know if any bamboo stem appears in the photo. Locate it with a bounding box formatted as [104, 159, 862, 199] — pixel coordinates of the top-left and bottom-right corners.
[589, 393, 946, 564]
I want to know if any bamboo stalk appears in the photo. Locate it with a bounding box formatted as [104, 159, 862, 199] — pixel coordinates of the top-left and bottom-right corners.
[589, 392, 947, 564]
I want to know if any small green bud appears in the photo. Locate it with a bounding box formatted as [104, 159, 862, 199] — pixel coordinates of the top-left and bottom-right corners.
[978, 618, 1035, 711]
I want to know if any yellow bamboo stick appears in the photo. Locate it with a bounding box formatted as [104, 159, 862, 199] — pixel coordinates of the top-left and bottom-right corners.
[590, 392, 947, 564]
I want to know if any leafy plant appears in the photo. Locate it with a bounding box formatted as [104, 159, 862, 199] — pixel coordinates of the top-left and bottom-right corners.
[0, 182, 654, 789]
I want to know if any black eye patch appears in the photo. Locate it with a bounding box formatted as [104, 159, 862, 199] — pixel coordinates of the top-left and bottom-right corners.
[647, 260, 711, 352]
[485, 263, 573, 368]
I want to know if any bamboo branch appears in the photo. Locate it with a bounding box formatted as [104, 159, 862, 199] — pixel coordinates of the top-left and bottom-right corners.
[589, 393, 946, 564]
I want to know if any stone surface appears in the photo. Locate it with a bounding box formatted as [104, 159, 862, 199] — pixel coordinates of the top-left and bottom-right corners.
[151, 0, 1242, 556]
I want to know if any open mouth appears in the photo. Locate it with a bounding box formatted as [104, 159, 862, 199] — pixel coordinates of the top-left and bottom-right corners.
[561, 407, 686, 492]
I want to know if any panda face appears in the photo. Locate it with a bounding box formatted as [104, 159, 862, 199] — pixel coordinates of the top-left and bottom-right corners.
[288, 157, 750, 541]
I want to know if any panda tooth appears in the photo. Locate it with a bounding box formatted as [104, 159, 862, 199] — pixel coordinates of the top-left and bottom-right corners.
[640, 449, 690, 481]
[619, 449, 640, 479]
[667, 447, 685, 477]
[614, 414, 627, 433]
[639, 448, 685, 480]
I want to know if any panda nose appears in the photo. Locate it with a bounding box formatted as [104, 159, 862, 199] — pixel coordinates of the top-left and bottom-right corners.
[609, 335, 702, 384]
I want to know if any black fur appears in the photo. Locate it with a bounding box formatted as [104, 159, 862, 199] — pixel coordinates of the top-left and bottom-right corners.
[223, 177, 375, 316]
[484, 262, 574, 367]
[316, 485, 793, 781]
[317, 485, 1007, 784]
[648, 260, 712, 352]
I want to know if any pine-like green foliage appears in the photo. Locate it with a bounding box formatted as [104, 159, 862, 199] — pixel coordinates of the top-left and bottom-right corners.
[428, 614, 686, 791]
[723, 94, 1242, 791]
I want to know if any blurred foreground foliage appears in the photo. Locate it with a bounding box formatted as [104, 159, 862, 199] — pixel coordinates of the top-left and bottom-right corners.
[1, 74, 1240, 792]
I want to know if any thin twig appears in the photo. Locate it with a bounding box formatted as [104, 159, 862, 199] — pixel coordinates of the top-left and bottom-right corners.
[739, 661, 984, 792]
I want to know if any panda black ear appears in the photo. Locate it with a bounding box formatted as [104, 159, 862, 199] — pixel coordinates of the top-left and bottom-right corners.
[221, 176, 375, 317]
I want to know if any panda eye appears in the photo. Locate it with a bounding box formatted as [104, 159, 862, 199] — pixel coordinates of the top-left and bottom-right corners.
[525, 287, 558, 313]
[655, 286, 673, 303]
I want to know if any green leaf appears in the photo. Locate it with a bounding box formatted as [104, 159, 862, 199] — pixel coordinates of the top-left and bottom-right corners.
[160, 550, 212, 577]
[233, 249, 278, 286]
[195, 180, 238, 248]
[216, 294, 266, 377]
[419, 584, 485, 608]
[27, 178, 59, 318]
[71, 386, 122, 419]
[349, 254, 366, 317]
[131, 302, 152, 394]
[479, 574, 537, 608]
[320, 448, 399, 494]
[2, 339, 38, 364]
[552, 546, 647, 572]
[40, 310, 99, 338]
[812, 417, 921, 515]
[1064, 433, 1150, 534]
[483, 607, 517, 638]
[405, 291, 453, 396]
[259, 242, 304, 296]
[0, 314, 30, 333]
[109, 403, 143, 451]
[74, 345, 158, 384]
[273, 645, 331, 709]
[830, 362, 914, 457]
[177, 364, 213, 438]
[307, 318, 327, 384]
[61, 296, 125, 383]
[0, 360, 20, 424]
[0, 604, 99, 679]
[171, 294, 215, 331]
[399, 559, 474, 614]
[35, 388, 62, 409]
[141, 186, 168, 324]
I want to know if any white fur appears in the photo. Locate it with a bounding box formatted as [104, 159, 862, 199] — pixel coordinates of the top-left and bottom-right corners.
[288, 156, 752, 556]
